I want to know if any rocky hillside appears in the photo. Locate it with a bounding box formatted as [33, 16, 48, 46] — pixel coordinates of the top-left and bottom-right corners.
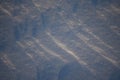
[0, 0, 120, 80]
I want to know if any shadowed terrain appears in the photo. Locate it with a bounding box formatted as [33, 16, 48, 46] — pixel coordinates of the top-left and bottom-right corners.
[0, 0, 120, 80]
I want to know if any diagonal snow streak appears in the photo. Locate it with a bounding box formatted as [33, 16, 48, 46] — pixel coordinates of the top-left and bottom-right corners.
[46, 32, 87, 66]
[0, 54, 16, 69]
[83, 28, 113, 49]
[46, 32, 96, 73]
[0, 5, 12, 16]
[68, 26, 119, 67]
[32, 37, 67, 62]
[76, 32, 120, 68]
